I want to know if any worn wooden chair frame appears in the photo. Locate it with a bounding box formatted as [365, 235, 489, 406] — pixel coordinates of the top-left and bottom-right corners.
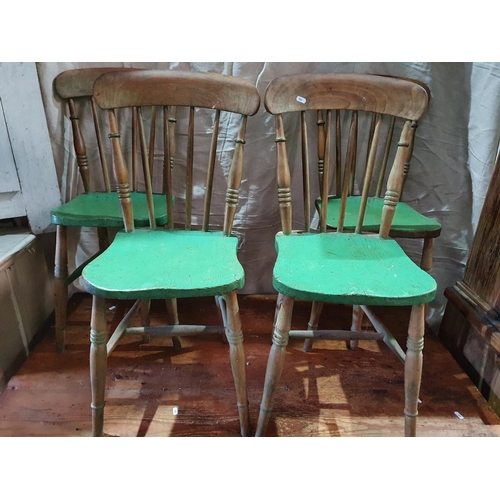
[52, 67, 175, 353]
[255, 74, 436, 437]
[83, 70, 260, 437]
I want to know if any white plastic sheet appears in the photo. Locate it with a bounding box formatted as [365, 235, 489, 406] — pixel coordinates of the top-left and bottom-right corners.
[37, 62, 500, 330]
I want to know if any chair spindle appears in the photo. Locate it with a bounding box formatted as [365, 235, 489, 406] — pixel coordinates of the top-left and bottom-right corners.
[163, 106, 176, 230]
[348, 111, 358, 195]
[137, 108, 156, 229]
[379, 120, 412, 238]
[203, 109, 221, 231]
[337, 111, 358, 232]
[375, 115, 396, 197]
[401, 120, 418, 198]
[320, 110, 332, 233]
[90, 97, 111, 192]
[149, 106, 157, 177]
[301, 111, 310, 232]
[275, 114, 292, 235]
[317, 110, 325, 193]
[107, 109, 134, 232]
[356, 113, 382, 233]
[132, 107, 138, 191]
[68, 98, 91, 193]
[223, 115, 248, 236]
[335, 110, 342, 197]
[185, 106, 195, 229]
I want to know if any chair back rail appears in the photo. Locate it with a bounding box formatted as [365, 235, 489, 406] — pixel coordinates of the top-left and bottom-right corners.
[93, 70, 260, 235]
[264, 73, 428, 238]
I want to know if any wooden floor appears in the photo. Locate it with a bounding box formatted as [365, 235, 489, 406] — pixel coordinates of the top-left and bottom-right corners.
[1, 293, 499, 437]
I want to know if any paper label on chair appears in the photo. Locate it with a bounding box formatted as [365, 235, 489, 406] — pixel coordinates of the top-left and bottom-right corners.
[296, 96, 307, 104]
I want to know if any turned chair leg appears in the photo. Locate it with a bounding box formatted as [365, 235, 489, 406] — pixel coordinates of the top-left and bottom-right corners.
[223, 291, 250, 436]
[141, 299, 151, 344]
[271, 293, 284, 345]
[166, 298, 182, 351]
[348, 304, 365, 350]
[404, 303, 425, 437]
[54, 225, 68, 354]
[420, 237, 433, 273]
[303, 301, 323, 352]
[90, 296, 108, 437]
[215, 296, 229, 344]
[420, 237, 433, 318]
[255, 294, 294, 437]
[97, 227, 109, 252]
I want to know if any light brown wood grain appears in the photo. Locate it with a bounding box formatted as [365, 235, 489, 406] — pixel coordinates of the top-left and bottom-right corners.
[185, 107, 195, 230]
[301, 111, 311, 231]
[107, 109, 134, 232]
[54, 67, 138, 99]
[264, 73, 428, 120]
[203, 109, 221, 231]
[276, 115, 293, 235]
[337, 111, 358, 232]
[356, 113, 382, 233]
[93, 70, 260, 116]
[91, 97, 111, 192]
[223, 115, 248, 236]
[375, 115, 396, 197]
[320, 110, 332, 233]
[67, 98, 91, 192]
[317, 110, 326, 193]
[379, 120, 412, 238]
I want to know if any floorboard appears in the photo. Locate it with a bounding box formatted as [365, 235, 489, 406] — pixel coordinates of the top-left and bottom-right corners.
[1, 293, 499, 437]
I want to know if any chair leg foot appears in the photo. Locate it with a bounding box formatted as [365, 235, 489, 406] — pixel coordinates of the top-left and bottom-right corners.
[54, 225, 68, 354]
[90, 296, 107, 437]
[255, 294, 294, 437]
[224, 291, 250, 436]
[166, 298, 182, 351]
[404, 303, 425, 437]
[304, 301, 323, 352]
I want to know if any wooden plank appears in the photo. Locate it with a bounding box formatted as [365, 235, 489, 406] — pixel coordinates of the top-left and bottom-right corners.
[1, 295, 499, 436]
[0, 63, 61, 233]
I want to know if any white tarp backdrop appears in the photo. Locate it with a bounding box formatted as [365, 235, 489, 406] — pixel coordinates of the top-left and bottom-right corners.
[37, 62, 500, 331]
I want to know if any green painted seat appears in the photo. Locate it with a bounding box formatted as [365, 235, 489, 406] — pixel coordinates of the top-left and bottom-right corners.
[318, 196, 441, 237]
[273, 231, 436, 306]
[83, 229, 244, 299]
[51, 192, 169, 227]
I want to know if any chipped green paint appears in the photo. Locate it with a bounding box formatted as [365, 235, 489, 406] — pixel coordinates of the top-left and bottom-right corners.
[82, 229, 244, 299]
[273, 232, 436, 306]
[317, 196, 442, 235]
[50, 192, 170, 227]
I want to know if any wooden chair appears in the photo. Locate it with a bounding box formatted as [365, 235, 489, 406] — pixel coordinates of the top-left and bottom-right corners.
[81, 70, 260, 437]
[304, 76, 440, 353]
[52, 67, 175, 353]
[255, 74, 437, 437]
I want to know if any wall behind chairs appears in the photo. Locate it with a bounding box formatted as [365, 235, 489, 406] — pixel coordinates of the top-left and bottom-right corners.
[36, 61, 500, 331]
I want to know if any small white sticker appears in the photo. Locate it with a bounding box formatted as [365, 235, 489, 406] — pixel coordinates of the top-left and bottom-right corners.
[418, 399, 422, 404]
[454, 411, 464, 420]
[173, 407, 178, 415]
[296, 95, 306, 104]
[109, 306, 116, 310]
